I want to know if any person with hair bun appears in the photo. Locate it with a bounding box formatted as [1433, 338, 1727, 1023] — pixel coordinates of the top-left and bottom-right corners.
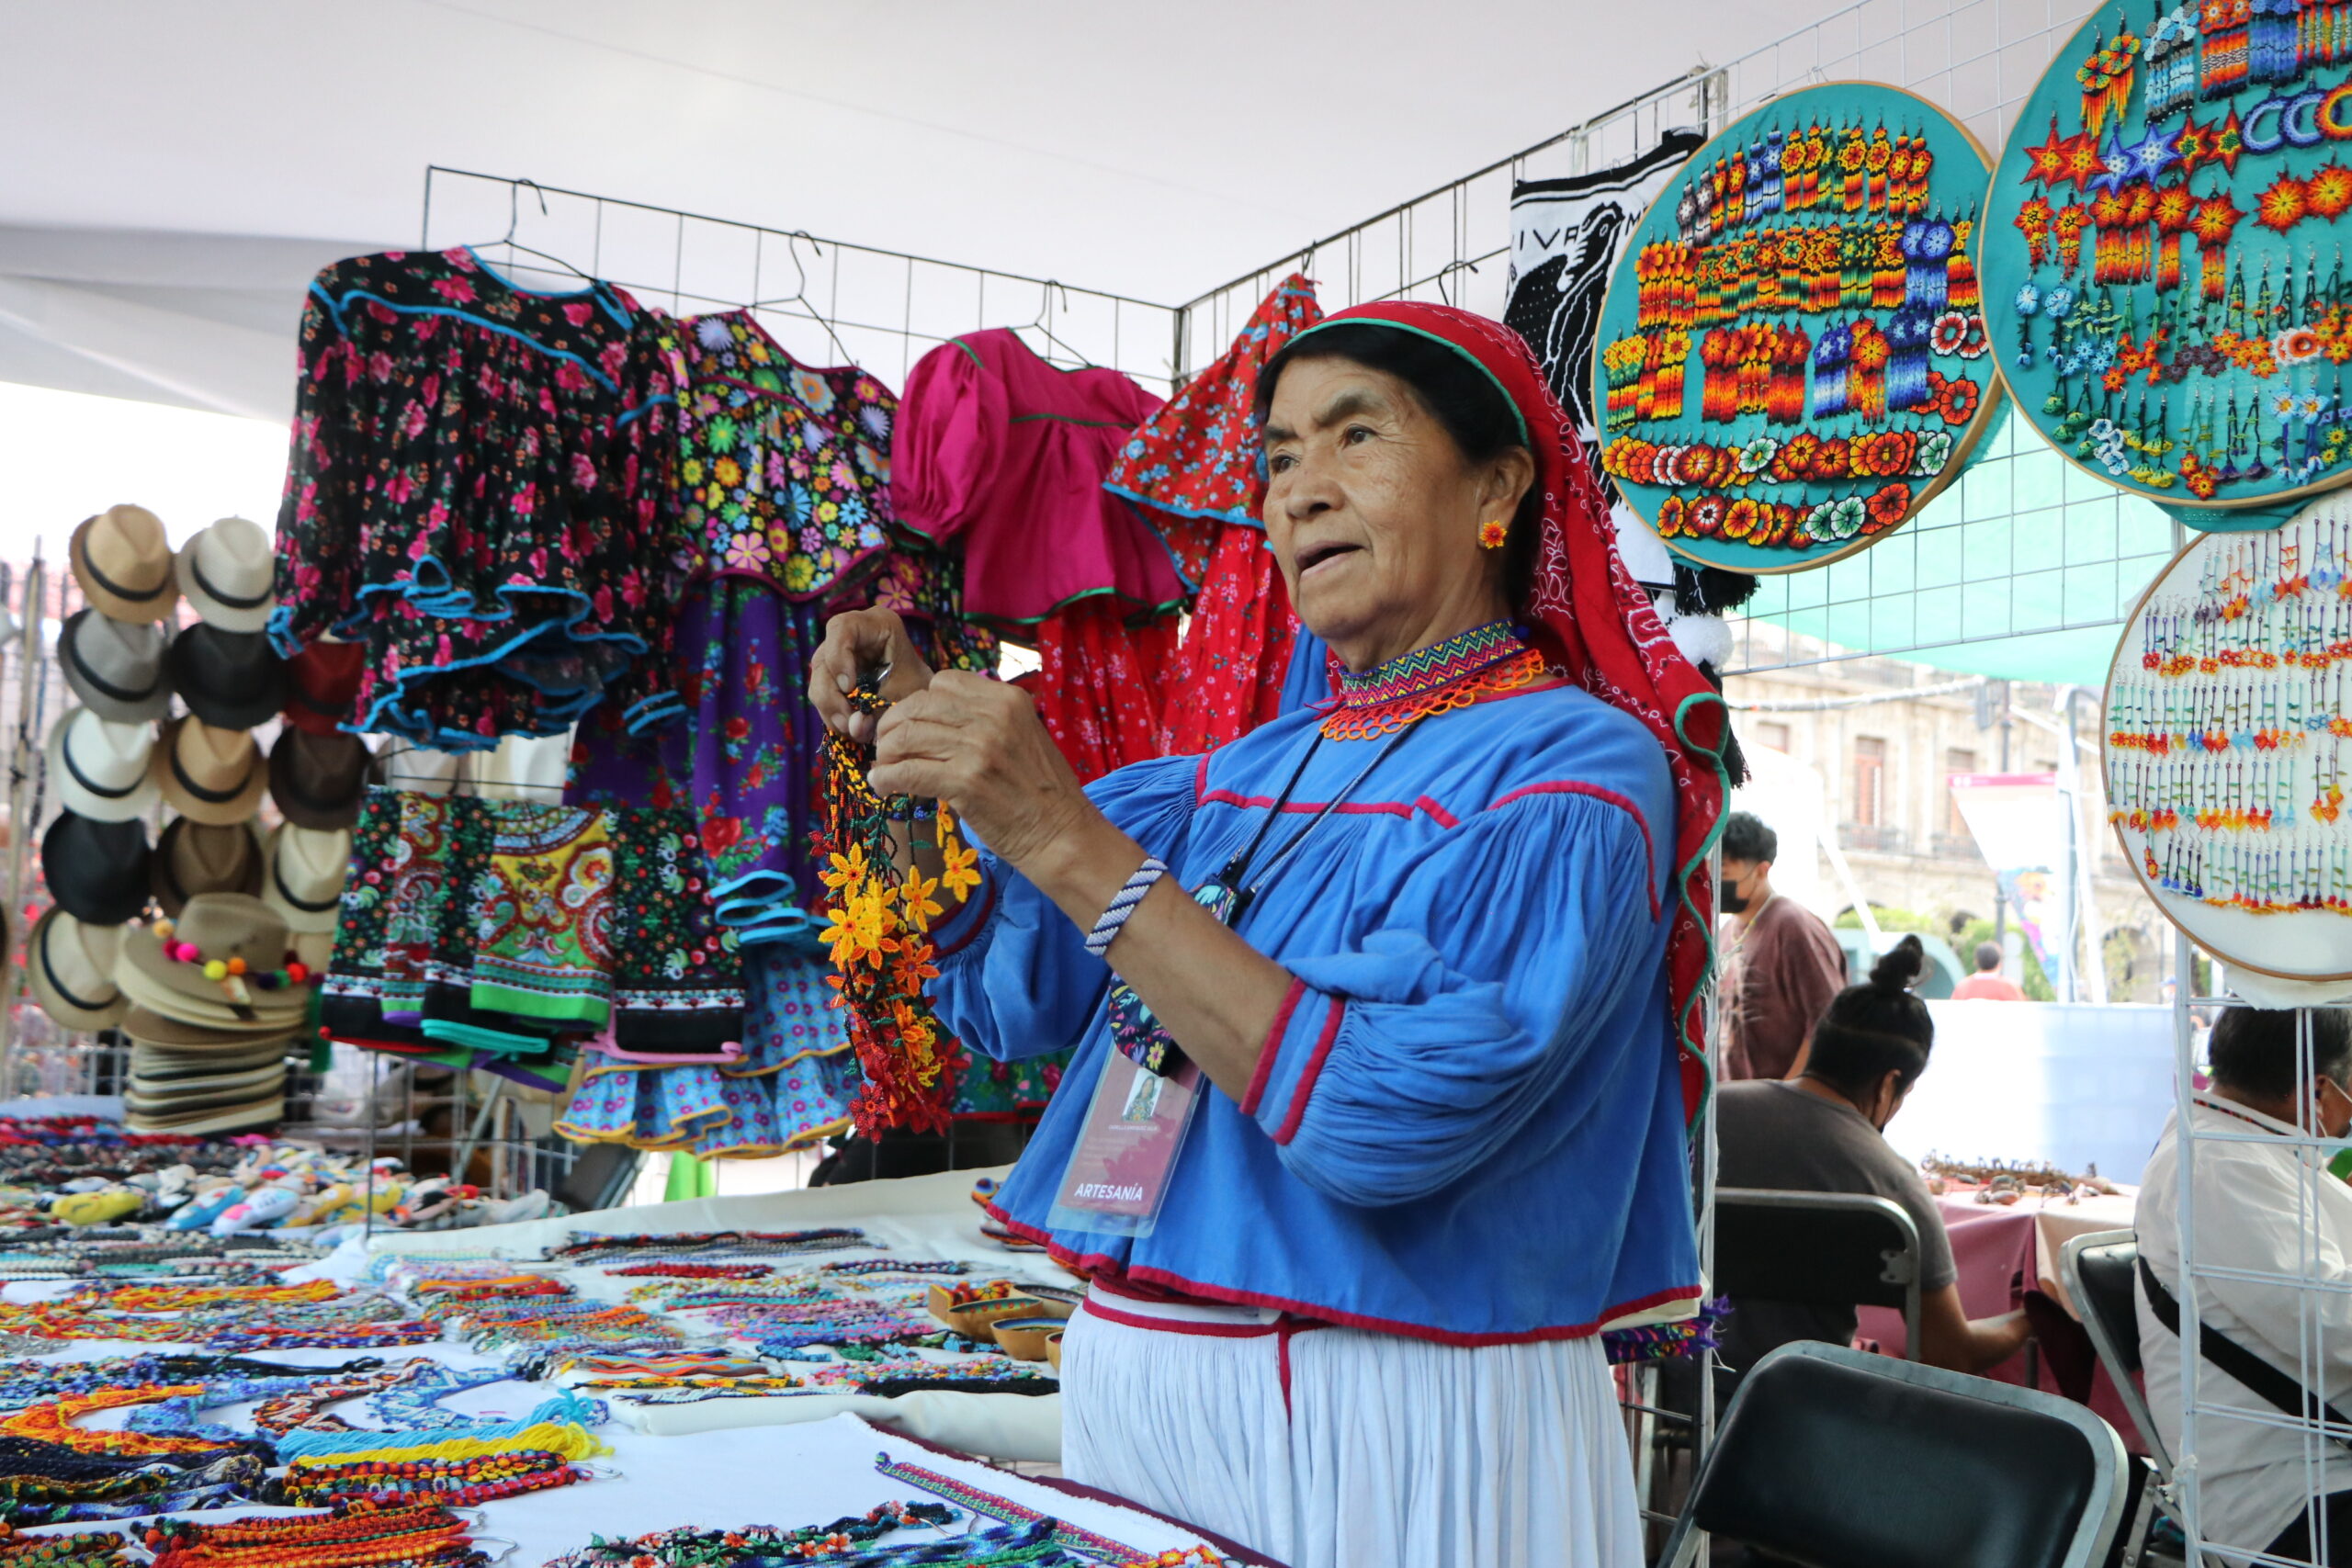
[1713, 933, 2032, 1378]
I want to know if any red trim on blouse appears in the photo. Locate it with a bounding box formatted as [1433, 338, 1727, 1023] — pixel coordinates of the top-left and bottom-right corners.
[1241, 977, 1306, 1118]
[1486, 780, 1660, 919]
[1271, 998, 1346, 1146]
[930, 874, 1000, 960]
[1080, 1295, 1281, 1339]
[982, 1199, 1703, 1347]
[1413, 795, 1459, 829]
[1200, 790, 1421, 818]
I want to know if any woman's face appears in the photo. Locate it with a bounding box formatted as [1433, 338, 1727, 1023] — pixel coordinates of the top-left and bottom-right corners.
[1260, 355, 1531, 671]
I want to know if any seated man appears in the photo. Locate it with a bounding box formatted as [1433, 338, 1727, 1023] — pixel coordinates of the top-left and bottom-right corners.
[2139, 1005, 2352, 1564]
[1951, 939, 2026, 1000]
[1715, 935, 2031, 1377]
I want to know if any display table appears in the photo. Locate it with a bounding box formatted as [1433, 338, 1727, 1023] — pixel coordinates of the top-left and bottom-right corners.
[300, 1165, 1071, 1461]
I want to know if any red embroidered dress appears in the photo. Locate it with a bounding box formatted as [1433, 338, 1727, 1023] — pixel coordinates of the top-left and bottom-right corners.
[1105, 276, 1323, 756]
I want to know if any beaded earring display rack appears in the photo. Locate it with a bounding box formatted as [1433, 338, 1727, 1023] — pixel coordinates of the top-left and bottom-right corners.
[1986, 1, 2352, 513]
[1591, 81, 1999, 570]
[2104, 503, 2352, 980]
[814, 676, 982, 1133]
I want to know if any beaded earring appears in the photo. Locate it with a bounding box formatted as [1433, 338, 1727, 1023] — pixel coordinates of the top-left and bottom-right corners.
[1478, 518, 1509, 549]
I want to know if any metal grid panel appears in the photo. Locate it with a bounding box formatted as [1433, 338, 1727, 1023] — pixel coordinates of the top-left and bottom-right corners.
[420, 168, 1182, 394]
[1174, 0, 2169, 677]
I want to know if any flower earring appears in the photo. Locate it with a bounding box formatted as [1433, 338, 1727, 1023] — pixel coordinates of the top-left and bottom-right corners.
[1479, 518, 1509, 549]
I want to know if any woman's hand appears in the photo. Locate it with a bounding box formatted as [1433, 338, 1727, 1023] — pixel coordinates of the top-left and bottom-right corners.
[808, 608, 933, 741]
[866, 672, 1093, 873]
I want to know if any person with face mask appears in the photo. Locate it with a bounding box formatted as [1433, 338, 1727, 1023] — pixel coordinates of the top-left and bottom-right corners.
[1713, 935, 2031, 1379]
[1716, 810, 1850, 1080]
[2137, 1004, 2352, 1564]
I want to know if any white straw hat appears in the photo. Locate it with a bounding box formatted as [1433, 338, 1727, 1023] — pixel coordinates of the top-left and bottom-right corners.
[45, 707, 161, 822]
[175, 516, 277, 633]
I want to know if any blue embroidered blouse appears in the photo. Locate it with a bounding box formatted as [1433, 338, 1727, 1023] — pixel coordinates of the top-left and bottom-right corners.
[927, 681, 1702, 1345]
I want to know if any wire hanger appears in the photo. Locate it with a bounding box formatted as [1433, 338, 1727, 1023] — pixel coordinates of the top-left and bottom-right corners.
[747, 231, 859, 367]
[1019, 281, 1094, 367]
[469, 178, 598, 287]
[1434, 257, 1480, 307]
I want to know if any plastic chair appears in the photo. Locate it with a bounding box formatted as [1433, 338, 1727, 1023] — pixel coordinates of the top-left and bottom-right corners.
[1654, 1340, 2131, 1568]
[2061, 1229, 2172, 1482]
[1715, 1188, 1924, 1359]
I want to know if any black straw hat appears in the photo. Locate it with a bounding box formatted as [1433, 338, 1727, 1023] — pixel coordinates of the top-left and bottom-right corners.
[41, 812, 153, 926]
[164, 624, 287, 731]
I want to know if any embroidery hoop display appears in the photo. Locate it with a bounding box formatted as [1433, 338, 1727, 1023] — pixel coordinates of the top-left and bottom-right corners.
[1984, 4, 2352, 513]
[2101, 498, 2352, 982]
[1589, 81, 2000, 572]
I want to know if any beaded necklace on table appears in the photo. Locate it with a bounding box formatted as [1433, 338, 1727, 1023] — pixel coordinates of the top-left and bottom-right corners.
[537, 1505, 959, 1568]
[140, 1500, 489, 1568]
[1319, 619, 1548, 741]
[0, 1529, 137, 1568]
[544, 1227, 870, 1264]
[272, 1448, 587, 1509]
[874, 1456, 1147, 1564]
[602, 1261, 772, 1280]
[0, 1384, 261, 1458]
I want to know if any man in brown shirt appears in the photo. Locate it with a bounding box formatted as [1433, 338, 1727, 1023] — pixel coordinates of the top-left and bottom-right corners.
[1717, 810, 1849, 1080]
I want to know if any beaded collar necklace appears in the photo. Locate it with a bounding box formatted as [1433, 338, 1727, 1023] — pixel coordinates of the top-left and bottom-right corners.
[1322, 619, 1547, 740]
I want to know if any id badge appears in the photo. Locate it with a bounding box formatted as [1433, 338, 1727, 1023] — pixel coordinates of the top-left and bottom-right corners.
[1046, 1047, 1204, 1239]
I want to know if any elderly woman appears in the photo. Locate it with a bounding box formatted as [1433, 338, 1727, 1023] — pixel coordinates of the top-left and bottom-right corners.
[810, 302, 1724, 1568]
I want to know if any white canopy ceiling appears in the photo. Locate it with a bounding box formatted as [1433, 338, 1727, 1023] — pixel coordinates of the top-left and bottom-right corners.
[0, 1, 1790, 421]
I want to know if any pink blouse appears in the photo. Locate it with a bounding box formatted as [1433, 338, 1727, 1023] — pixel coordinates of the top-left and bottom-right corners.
[892, 328, 1180, 626]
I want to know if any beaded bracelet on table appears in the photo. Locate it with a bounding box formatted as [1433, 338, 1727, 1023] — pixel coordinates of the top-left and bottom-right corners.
[0, 1529, 138, 1568]
[817, 674, 978, 1134]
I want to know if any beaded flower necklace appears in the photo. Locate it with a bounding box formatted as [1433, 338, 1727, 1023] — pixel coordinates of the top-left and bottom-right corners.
[1320, 619, 1547, 740]
[816, 671, 979, 1134]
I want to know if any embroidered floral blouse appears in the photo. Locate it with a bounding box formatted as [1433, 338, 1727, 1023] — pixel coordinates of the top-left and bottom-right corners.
[663, 312, 897, 600]
[271, 247, 683, 737]
[927, 682, 1702, 1343]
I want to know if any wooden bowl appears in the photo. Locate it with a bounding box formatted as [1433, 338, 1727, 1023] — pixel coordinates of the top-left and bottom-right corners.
[1044, 1330, 1063, 1371]
[989, 1317, 1066, 1361]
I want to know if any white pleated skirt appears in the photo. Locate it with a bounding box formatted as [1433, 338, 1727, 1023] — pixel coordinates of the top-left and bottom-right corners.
[1061, 1287, 1643, 1568]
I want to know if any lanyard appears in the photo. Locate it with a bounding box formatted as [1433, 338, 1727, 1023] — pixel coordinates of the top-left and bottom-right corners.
[1210, 722, 1423, 924]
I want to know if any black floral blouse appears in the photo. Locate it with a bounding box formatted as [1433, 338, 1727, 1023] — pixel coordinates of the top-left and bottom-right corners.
[272, 247, 687, 746]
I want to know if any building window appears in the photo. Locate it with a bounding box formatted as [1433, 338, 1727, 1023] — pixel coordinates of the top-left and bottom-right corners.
[1755, 720, 1792, 753]
[1944, 747, 1977, 836]
[1853, 737, 1885, 827]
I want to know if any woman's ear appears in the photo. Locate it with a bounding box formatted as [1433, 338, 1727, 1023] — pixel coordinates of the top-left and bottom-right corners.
[1483, 447, 1537, 521]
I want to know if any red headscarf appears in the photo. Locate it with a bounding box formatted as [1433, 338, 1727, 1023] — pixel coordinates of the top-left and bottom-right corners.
[1297, 302, 1730, 1115]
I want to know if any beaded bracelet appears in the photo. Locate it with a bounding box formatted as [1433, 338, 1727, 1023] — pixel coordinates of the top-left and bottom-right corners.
[1083, 857, 1167, 958]
[536, 1504, 956, 1568]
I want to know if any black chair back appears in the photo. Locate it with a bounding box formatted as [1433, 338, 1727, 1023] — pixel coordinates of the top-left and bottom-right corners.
[2060, 1229, 2173, 1483]
[1715, 1187, 1923, 1357]
[1657, 1341, 2128, 1568]
[2073, 1239, 2143, 1375]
